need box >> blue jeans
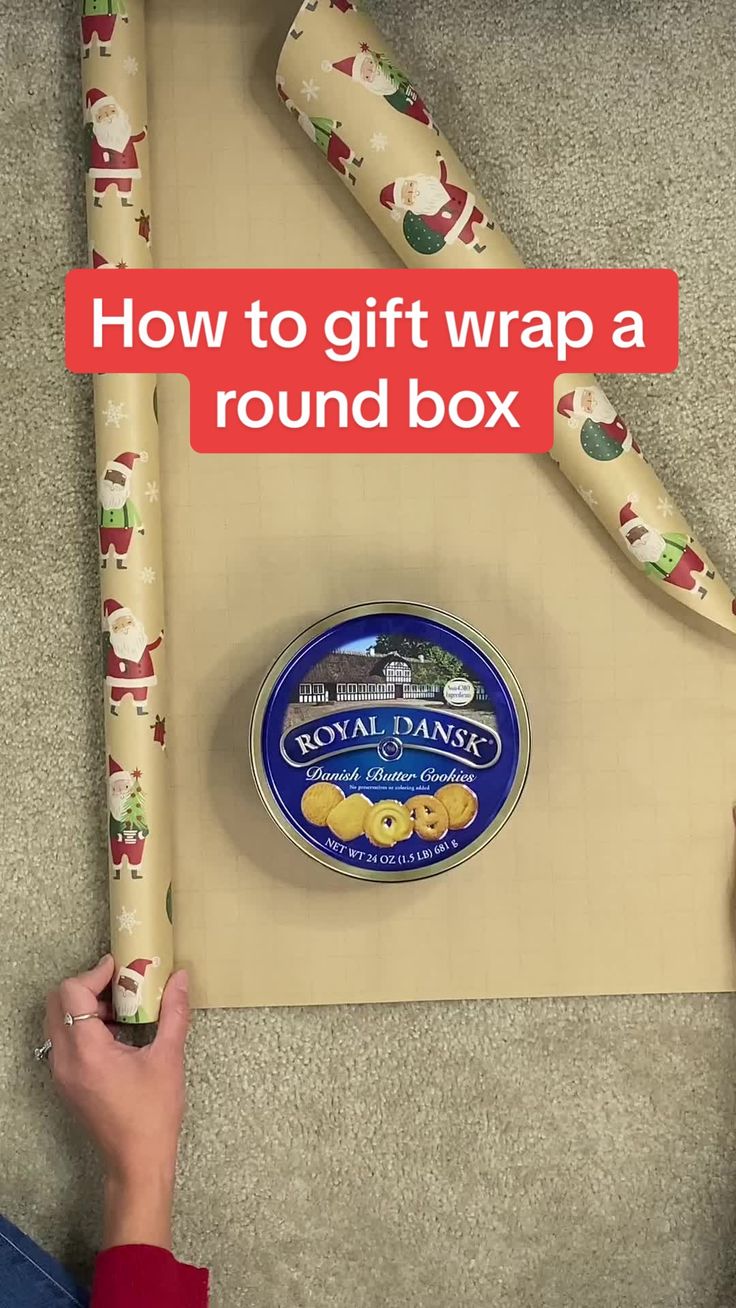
[0,1216,89,1307]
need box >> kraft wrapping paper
[276,0,736,637]
[80,0,173,1023]
[66,0,736,1013]
[135,0,736,1010]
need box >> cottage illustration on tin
[287,635,496,731]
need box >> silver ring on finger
[63,1011,101,1029]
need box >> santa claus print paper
[79,0,173,1023]
[276,0,736,635]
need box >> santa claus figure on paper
[307,0,357,11]
[104,598,162,715]
[114,957,160,1023]
[277,78,363,184]
[108,756,149,879]
[618,500,715,597]
[81,0,128,59]
[380,153,494,257]
[329,44,436,129]
[85,88,146,208]
[99,450,144,569]
[557,386,642,462]
[91,248,127,270]
[291,0,356,32]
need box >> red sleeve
[91,1245,209,1308]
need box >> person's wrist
[106,1151,177,1191]
[102,1162,176,1250]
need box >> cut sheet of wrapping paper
[142,0,736,1007]
[276,0,736,637]
[79,0,173,1024]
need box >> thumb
[153,970,190,1059]
[75,952,115,996]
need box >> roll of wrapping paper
[277,1,736,636]
[79,0,172,1023]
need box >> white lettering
[139,310,175,348]
[236,390,273,428]
[409,379,444,428]
[444,308,497,349]
[519,311,553,349]
[243,300,269,348]
[93,296,132,348]
[324,309,361,362]
[271,310,307,349]
[353,379,388,428]
[314,390,349,427]
[177,309,227,349]
[486,390,519,428]
[612,310,645,348]
[557,310,593,361]
[448,390,486,429]
[216,390,237,427]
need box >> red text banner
[65,268,678,454]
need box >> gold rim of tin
[250,602,531,883]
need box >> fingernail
[98,952,113,965]
[173,969,189,991]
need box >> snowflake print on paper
[117,905,141,936]
[123,55,139,76]
[370,131,389,152]
[302,78,320,102]
[657,496,675,519]
[145,481,160,502]
[578,487,598,509]
[140,566,156,585]
[104,399,127,428]
[138,450,149,464]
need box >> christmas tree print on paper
[277,79,363,185]
[99,450,144,569]
[327,43,436,130]
[380,153,495,258]
[108,757,150,880]
[557,386,642,462]
[81,0,128,60]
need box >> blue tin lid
[251,603,530,882]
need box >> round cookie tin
[250,603,530,883]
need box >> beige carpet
[2,1,736,1304]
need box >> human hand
[45,955,190,1248]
